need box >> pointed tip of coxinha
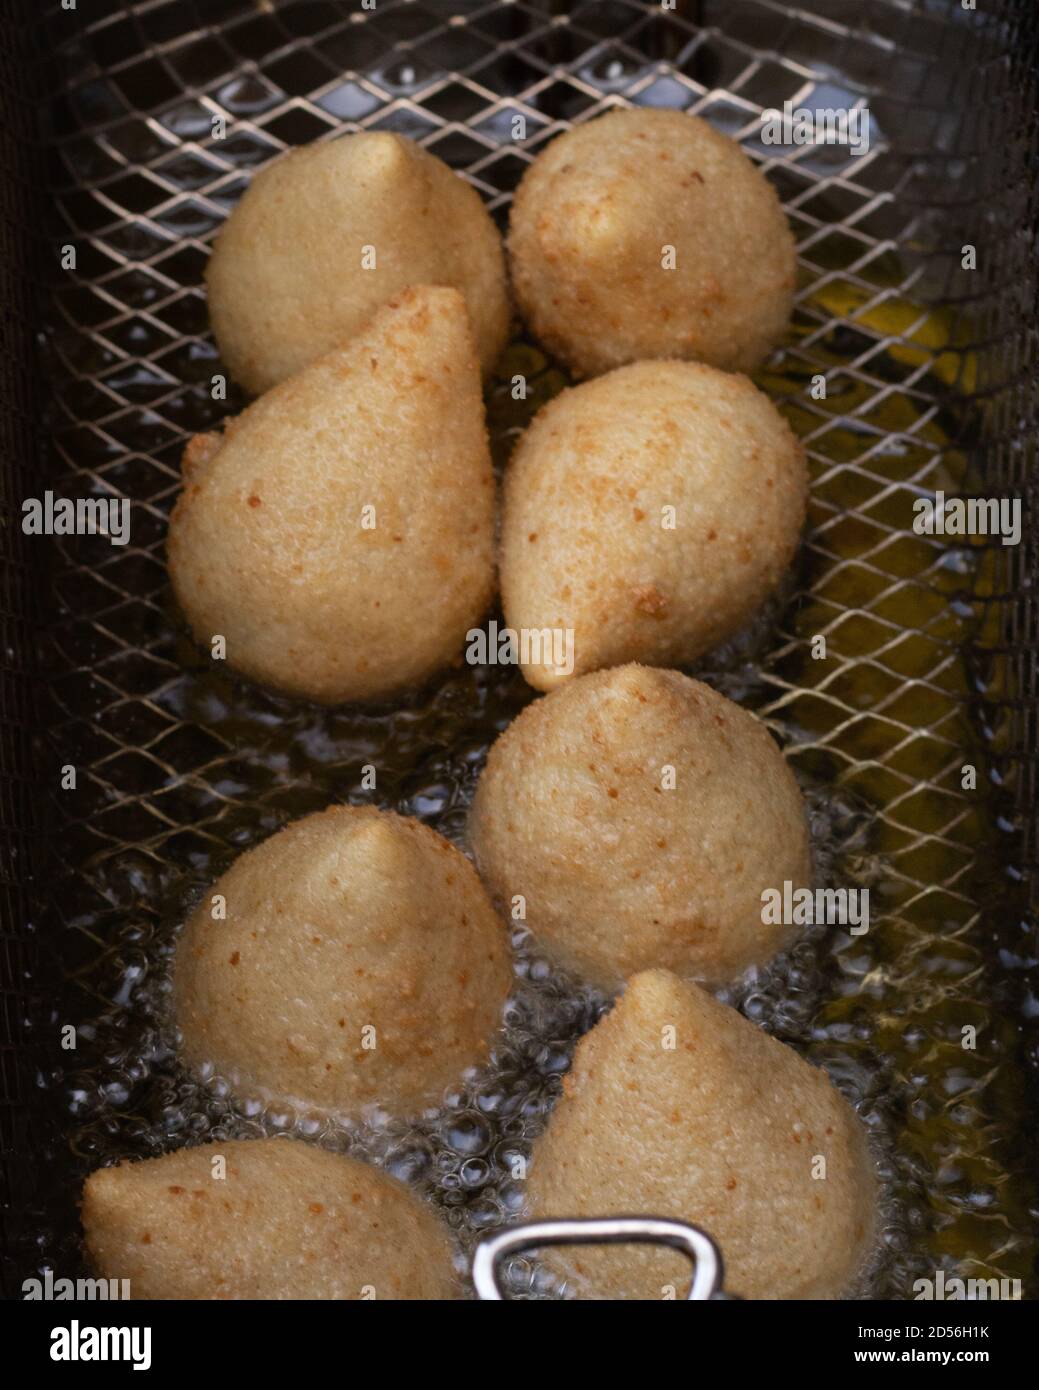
[339,128,409,178]
[256,283,481,411]
[358,282,480,379]
[177,284,481,480]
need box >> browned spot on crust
[182,431,222,480]
[633,584,668,618]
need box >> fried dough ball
[82,1138,457,1300]
[173,806,511,1118]
[508,107,795,378]
[500,360,807,690]
[168,286,495,705]
[208,132,510,393]
[527,970,876,1300]
[469,665,811,989]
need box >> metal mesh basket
[1,0,1036,1298]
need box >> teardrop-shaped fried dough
[173,806,511,1117]
[82,1138,457,1300]
[208,132,510,393]
[527,970,876,1300]
[469,665,811,988]
[501,360,807,690]
[168,287,496,704]
[508,108,794,378]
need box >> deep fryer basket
[1,0,1037,1299]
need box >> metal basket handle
[472,1216,728,1301]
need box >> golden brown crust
[173,805,512,1117]
[469,664,811,987]
[527,970,877,1300]
[207,132,510,392]
[499,360,807,689]
[180,430,223,482]
[168,286,496,705]
[82,1138,458,1300]
[508,108,795,378]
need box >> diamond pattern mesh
[1,0,1036,1296]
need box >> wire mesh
[1,0,1036,1297]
